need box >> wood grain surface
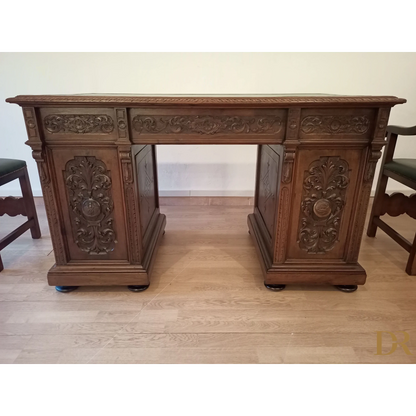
[0,197,415,363]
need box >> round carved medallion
[313,198,331,218]
[330,120,341,131]
[26,118,36,128]
[82,198,101,218]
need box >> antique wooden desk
[6,94,406,293]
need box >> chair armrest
[386,125,416,136]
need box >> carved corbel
[282,150,295,184]
[120,150,134,184]
[364,149,383,183]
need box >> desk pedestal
[248,143,372,286]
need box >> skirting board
[1,188,414,197]
[159,197,254,206]
[0,189,256,197]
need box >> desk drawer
[39,108,118,142]
[299,108,376,143]
[129,108,287,144]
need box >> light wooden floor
[1,197,415,364]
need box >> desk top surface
[6,93,406,107]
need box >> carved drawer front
[299,108,376,142]
[40,108,118,141]
[286,148,365,261]
[51,148,128,261]
[129,108,287,144]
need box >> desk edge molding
[5,95,407,107]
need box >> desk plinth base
[247,214,366,287]
[47,214,166,287]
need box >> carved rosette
[132,115,283,135]
[301,115,370,135]
[44,114,114,134]
[298,156,350,254]
[64,156,116,254]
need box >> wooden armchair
[0,159,41,271]
[367,125,416,275]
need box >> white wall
[1,53,415,197]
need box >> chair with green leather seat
[0,158,41,271]
[367,125,416,275]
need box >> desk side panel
[133,145,160,254]
[253,145,282,256]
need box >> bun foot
[128,285,150,292]
[334,285,358,293]
[55,286,79,293]
[265,283,286,291]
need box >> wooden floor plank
[0,198,415,363]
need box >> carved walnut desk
[6,94,406,293]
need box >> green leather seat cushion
[0,158,26,178]
[385,159,416,181]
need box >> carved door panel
[287,148,366,261]
[134,145,159,251]
[51,148,128,261]
[255,145,281,252]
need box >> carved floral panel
[64,156,116,254]
[298,156,350,254]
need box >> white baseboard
[369,189,414,197]
[1,188,413,198]
[0,188,255,197]
[151,190,256,197]
[0,188,41,197]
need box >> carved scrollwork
[44,114,114,134]
[132,115,283,135]
[301,115,370,135]
[298,156,350,254]
[64,156,116,254]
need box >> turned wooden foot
[265,283,286,291]
[128,285,149,292]
[334,285,358,293]
[55,286,79,293]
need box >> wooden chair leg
[405,233,416,275]
[0,254,3,272]
[367,173,389,237]
[19,167,41,239]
